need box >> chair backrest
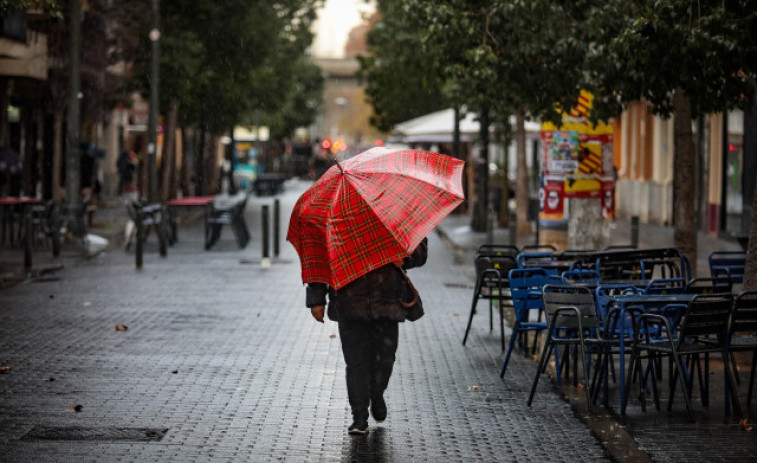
[474,253,517,285]
[686,276,733,295]
[477,244,520,258]
[594,284,642,325]
[643,277,686,295]
[517,251,556,269]
[730,291,757,338]
[594,248,691,283]
[677,294,733,343]
[561,269,601,286]
[521,244,557,253]
[709,250,746,284]
[542,284,599,329]
[509,268,551,311]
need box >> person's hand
[393,259,404,268]
[311,305,325,323]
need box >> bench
[709,250,746,284]
[205,194,250,249]
[125,201,169,252]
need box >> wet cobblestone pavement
[1,179,755,462]
[1,181,610,462]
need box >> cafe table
[166,196,215,244]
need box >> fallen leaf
[66,405,83,412]
[171,370,178,374]
[153,276,159,280]
[467,385,482,392]
[747,426,754,432]
[43,377,55,382]
[740,418,748,428]
[577,383,585,389]
[451,313,460,317]
[329,333,336,338]
[0,366,10,373]
[115,324,128,331]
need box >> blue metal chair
[561,269,601,286]
[499,268,551,379]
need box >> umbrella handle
[399,272,420,308]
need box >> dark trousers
[338,319,399,420]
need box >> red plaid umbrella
[287,147,465,289]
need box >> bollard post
[158,204,167,257]
[24,203,32,272]
[261,205,270,268]
[273,199,280,257]
[51,201,61,257]
[135,202,143,269]
[630,216,639,249]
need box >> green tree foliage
[0,0,60,19]
[357,0,448,133]
[114,0,322,137]
[584,0,757,276]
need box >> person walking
[305,237,428,435]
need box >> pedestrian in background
[306,237,428,435]
[117,149,138,204]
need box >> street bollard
[51,201,61,257]
[261,205,270,268]
[24,203,32,272]
[630,216,639,249]
[135,202,143,269]
[273,199,280,257]
[158,204,167,257]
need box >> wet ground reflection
[343,427,393,463]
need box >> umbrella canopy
[0,146,22,174]
[287,147,465,289]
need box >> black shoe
[371,396,387,422]
[348,420,369,435]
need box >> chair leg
[669,353,696,422]
[577,339,593,413]
[722,348,744,418]
[462,286,481,346]
[499,297,505,352]
[500,319,521,378]
[528,338,554,407]
[621,347,639,417]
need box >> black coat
[306,238,428,322]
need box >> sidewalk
[0,180,754,462]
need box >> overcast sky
[311,0,375,59]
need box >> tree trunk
[673,88,697,276]
[52,110,63,200]
[471,106,489,232]
[65,0,82,214]
[198,126,206,196]
[161,99,179,201]
[744,84,757,290]
[515,112,530,236]
[746,182,757,290]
